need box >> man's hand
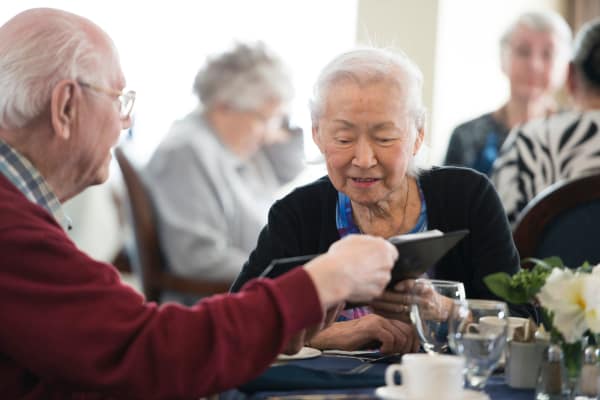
[304,235,397,309]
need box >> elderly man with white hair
[0,8,399,399]
[233,47,523,354]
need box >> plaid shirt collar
[0,138,71,230]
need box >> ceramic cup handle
[385,365,404,386]
[466,322,480,334]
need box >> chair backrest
[114,147,231,302]
[513,172,600,268]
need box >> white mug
[506,340,549,388]
[385,354,465,400]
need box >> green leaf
[540,308,555,334]
[484,272,531,304]
[484,272,512,298]
[522,256,564,269]
[576,261,593,273]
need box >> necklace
[400,179,410,230]
[351,178,412,235]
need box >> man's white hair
[0,8,112,130]
[310,47,426,176]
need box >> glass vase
[559,338,587,393]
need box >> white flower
[545,267,574,283]
[537,268,600,343]
[583,274,600,333]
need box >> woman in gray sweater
[145,43,304,302]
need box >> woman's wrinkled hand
[372,279,454,322]
[371,279,417,321]
[281,302,344,355]
[307,314,420,355]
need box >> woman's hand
[371,280,454,322]
[371,280,416,321]
[281,302,344,355]
[307,314,419,355]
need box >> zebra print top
[491,110,600,224]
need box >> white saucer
[375,386,490,400]
[277,346,322,361]
[323,349,380,356]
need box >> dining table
[220,349,536,400]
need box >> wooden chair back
[513,172,600,268]
[114,147,231,301]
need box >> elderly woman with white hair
[232,47,522,354]
[492,18,600,224]
[445,10,572,175]
[145,42,304,300]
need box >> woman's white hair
[310,47,426,176]
[193,42,293,111]
[0,8,112,130]
[500,10,573,67]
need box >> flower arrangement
[484,257,600,343]
[484,257,600,380]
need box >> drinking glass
[409,279,466,354]
[448,299,509,390]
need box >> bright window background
[0,1,358,165]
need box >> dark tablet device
[260,229,469,288]
[260,254,317,280]
[387,229,469,287]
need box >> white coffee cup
[506,340,549,388]
[385,354,465,400]
[479,316,528,339]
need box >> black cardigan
[232,167,520,302]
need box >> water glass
[448,299,509,390]
[410,279,466,354]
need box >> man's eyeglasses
[77,81,136,120]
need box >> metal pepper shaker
[535,343,569,400]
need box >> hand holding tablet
[261,229,469,290]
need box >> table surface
[222,352,536,400]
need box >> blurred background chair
[513,172,600,268]
[114,146,231,302]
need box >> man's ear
[312,124,325,154]
[50,80,78,140]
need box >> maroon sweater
[0,175,322,399]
